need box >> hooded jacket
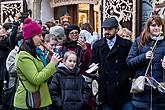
[49,63,90,110]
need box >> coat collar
[98,34,129,47]
[97,35,129,61]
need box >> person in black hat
[90,17,133,110]
[62,24,92,76]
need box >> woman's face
[32,34,43,47]
[64,54,77,70]
[149,20,162,36]
[68,30,79,41]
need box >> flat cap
[102,17,119,28]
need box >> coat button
[115,60,118,63]
[116,82,119,86]
[115,71,118,74]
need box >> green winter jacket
[14,51,56,109]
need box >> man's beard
[105,33,115,40]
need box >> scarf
[35,48,47,66]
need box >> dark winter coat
[90,35,132,105]
[127,37,165,105]
[0,21,19,78]
[49,64,90,110]
[0,21,19,105]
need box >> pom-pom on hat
[22,18,42,40]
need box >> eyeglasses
[69,31,79,35]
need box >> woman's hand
[77,36,87,50]
[162,56,165,69]
[50,53,62,65]
[145,50,153,59]
[14,13,21,22]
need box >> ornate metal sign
[154,0,165,19]
[102,0,135,40]
[49,0,98,8]
[1,1,23,23]
[103,0,133,25]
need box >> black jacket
[0,21,19,78]
[49,64,90,110]
[90,35,132,105]
[127,37,165,104]
[0,21,19,105]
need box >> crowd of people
[0,12,165,110]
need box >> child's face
[64,54,77,70]
[45,38,58,50]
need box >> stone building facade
[0,0,164,37]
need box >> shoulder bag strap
[18,75,40,92]
[144,39,158,76]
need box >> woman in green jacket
[14,18,62,109]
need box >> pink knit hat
[22,18,42,39]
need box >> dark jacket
[49,64,90,110]
[90,35,132,105]
[0,21,19,106]
[0,21,19,70]
[127,37,165,103]
[61,41,92,76]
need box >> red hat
[22,18,42,40]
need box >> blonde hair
[118,28,132,41]
[63,51,77,62]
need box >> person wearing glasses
[62,24,92,76]
[57,24,93,109]
[127,15,165,110]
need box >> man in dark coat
[0,21,20,109]
[90,17,133,110]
